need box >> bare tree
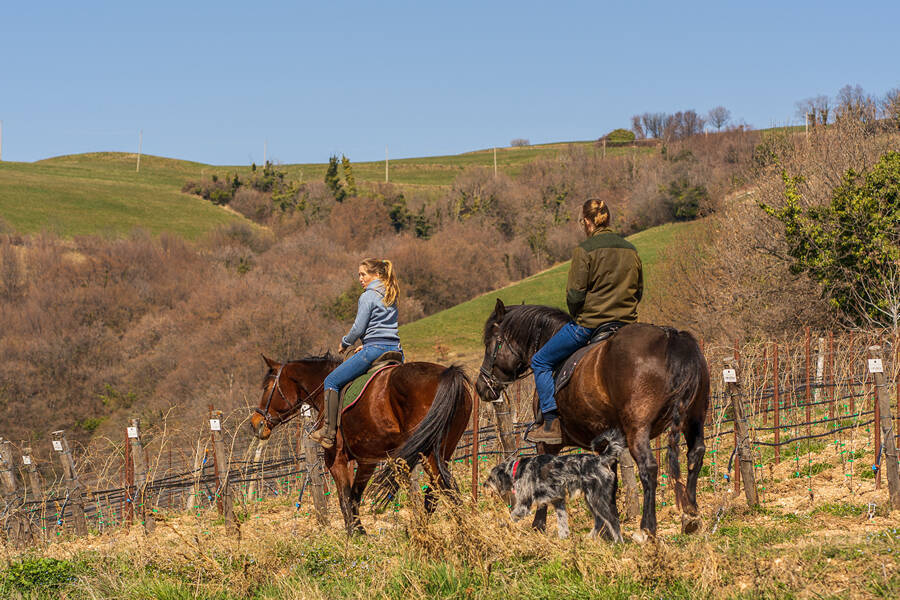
[707,106,731,131]
[641,112,666,139]
[510,138,530,147]
[795,97,817,125]
[883,88,900,129]
[812,95,831,126]
[630,115,646,139]
[836,84,877,124]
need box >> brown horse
[476,300,709,540]
[250,354,472,534]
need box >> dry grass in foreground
[1,451,898,600]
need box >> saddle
[552,321,627,394]
[339,351,403,413]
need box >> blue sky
[1,1,898,165]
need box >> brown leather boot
[526,417,563,444]
[309,389,340,449]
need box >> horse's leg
[348,462,377,535]
[628,429,658,541]
[422,453,456,513]
[681,415,706,534]
[326,455,356,535]
[530,442,563,531]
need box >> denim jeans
[324,342,403,391]
[530,322,594,414]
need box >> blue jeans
[531,322,594,414]
[324,342,403,391]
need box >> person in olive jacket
[527,198,643,444]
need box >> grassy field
[0,142,654,238]
[0,153,246,239]
[2,445,896,600]
[399,220,704,358]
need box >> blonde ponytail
[582,198,611,228]
[360,258,400,307]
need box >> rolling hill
[399,220,702,359]
[0,141,653,237]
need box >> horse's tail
[663,328,708,510]
[370,365,470,508]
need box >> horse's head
[477,299,571,401]
[250,355,311,440]
[476,299,527,401]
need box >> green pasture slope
[399,220,701,357]
[0,142,653,237]
[0,153,246,238]
[280,141,654,187]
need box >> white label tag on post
[52,440,63,452]
[209,419,221,431]
[300,405,312,418]
[22,456,32,465]
[868,358,883,373]
[722,368,737,383]
[127,426,139,439]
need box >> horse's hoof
[631,529,649,544]
[681,514,702,534]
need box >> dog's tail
[590,429,626,463]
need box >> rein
[256,365,323,429]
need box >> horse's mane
[484,304,571,356]
[261,352,341,385]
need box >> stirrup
[309,427,335,449]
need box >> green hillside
[0,153,246,238]
[276,141,655,187]
[399,220,701,357]
[0,142,655,237]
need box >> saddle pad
[341,364,398,413]
[553,322,627,394]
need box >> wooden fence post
[21,447,42,501]
[51,431,87,536]
[618,449,642,520]
[301,419,328,525]
[209,410,236,533]
[723,358,759,506]
[814,337,826,406]
[248,438,267,502]
[0,439,31,546]
[868,346,900,509]
[127,419,155,532]
[491,396,517,458]
[471,391,480,500]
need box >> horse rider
[309,258,403,448]
[527,198,643,444]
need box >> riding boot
[309,389,341,449]
[525,415,563,445]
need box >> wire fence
[1,329,898,545]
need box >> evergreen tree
[325,155,346,203]
[341,154,357,197]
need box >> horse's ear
[493,298,506,318]
[261,354,280,370]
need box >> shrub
[603,128,636,144]
[1,557,77,590]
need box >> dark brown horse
[476,300,709,540]
[250,354,473,534]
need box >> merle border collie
[484,430,624,541]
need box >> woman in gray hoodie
[310,258,402,448]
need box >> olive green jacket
[565,228,643,327]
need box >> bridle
[255,364,323,429]
[478,333,531,401]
